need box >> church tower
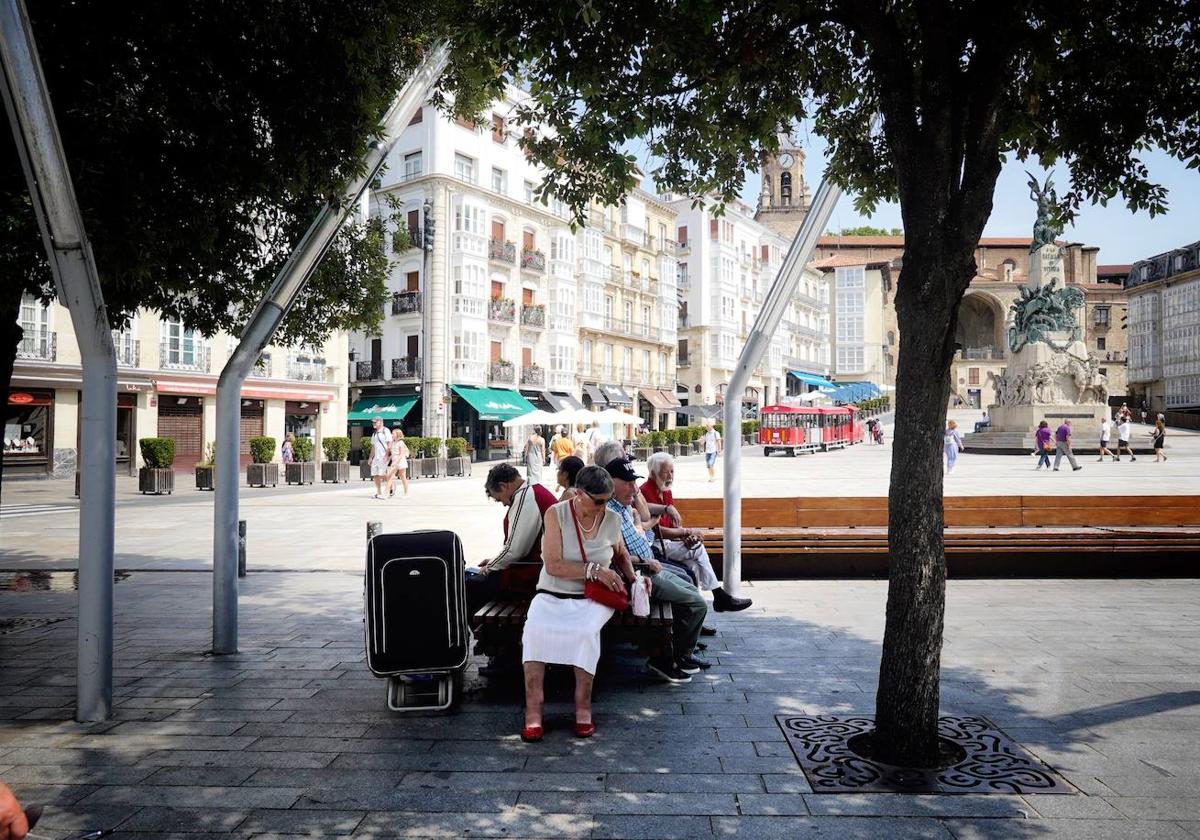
[754,128,812,240]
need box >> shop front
[156,394,204,471]
[449,385,536,461]
[4,389,53,477]
[637,388,681,430]
[347,394,420,446]
[114,393,137,475]
[285,400,319,442]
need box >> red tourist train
[758,404,864,456]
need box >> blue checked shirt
[608,499,653,561]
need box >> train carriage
[759,404,864,456]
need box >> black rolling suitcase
[365,529,468,712]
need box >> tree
[830,225,903,237]
[440,0,1200,765]
[1,1,424,481]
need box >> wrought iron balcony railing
[488,298,516,323]
[489,361,515,383]
[392,356,420,379]
[521,248,546,272]
[355,359,384,381]
[17,330,56,362]
[159,341,210,372]
[392,290,421,315]
[520,305,546,328]
[520,366,545,386]
[489,239,516,265]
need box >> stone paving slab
[3,572,1200,837]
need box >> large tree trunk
[873,242,974,767]
[0,285,23,486]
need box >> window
[1002,260,1016,282]
[454,202,484,235]
[581,340,593,372]
[623,300,633,329]
[642,350,651,376]
[622,347,633,377]
[642,305,651,331]
[408,108,423,126]
[968,367,980,385]
[659,351,668,376]
[491,113,506,143]
[1097,336,1106,350]
[451,264,485,297]
[721,296,735,319]
[604,296,613,322]
[678,225,688,245]
[491,167,507,194]
[161,318,201,367]
[640,259,651,279]
[603,343,614,370]
[403,152,422,179]
[1094,306,1110,326]
[710,219,718,240]
[454,115,476,131]
[453,331,484,361]
[524,180,536,204]
[453,153,476,183]
[836,346,865,373]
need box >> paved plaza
[2,410,1200,838]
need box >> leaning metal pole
[0,0,117,720]
[721,177,842,597]
[212,44,449,653]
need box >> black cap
[604,456,641,482]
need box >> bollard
[237,520,247,578]
[367,520,383,543]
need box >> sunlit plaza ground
[2,408,1200,838]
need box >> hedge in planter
[247,435,278,487]
[195,441,216,491]
[286,437,316,485]
[445,436,471,477]
[359,436,374,479]
[138,437,175,495]
[322,436,351,483]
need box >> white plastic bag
[631,571,651,618]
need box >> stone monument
[972,173,1109,450]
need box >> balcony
[609,265,623,285]
[520,366,545,387]
[160,342,210,372]
[958,346,1005,361]
[488,297,516,323]
[396,226,422,252]
[548,370,575,390]
[392,356,421,379]
[520,248,546,272]
[17,330,56,362]
[452,359,486,384]
[111,334,139,367]
[489,361,515,384]
[520,305,546,329]
[392,290,422,315]
[677,355,691,369]
[355,359,384,381]
[489,239,516,265]
[287,359,328,382]
[621,224,646,246]
[249,353,272,379]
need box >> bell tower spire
[754,125,811,239]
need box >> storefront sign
[8,392,33,405]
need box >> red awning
[154,379,336,402]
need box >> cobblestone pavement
[3,572,1200,838]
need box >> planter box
[360,460,374,480]
[651,444,667,454]
[634,446,651,461]
[195,466,214,491]
[420,457,445,478]
[138,467,174,495]
[322,461,351,483]
[247,462,279,488]
[669,443,685,458]
[445,456,471,477]
[285,462,316,485]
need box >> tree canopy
[2,0,425,345]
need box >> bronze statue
[1026,170,1061,254]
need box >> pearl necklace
[575,503,602,540]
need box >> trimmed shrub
[650,431,668,447]
[249,436,276,464]
[293,436,314,462]
[446,437,468,458]
[139,437,175,469]
[323,436,351,461]
[635,432,653,448]
[360,435,374,456]
[197,441,216,467]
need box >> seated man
[594,442,709,684]
[640,451,751,612]
[973,411,990,434]
[466,463,558,621]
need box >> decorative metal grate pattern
[776,714,1074,795]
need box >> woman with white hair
[641,451,751,612]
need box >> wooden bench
[672,495,1200,577]
[471,598,675,663]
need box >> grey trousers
[648,568,707,659]
[1054,441,1079,469]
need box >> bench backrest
[674,496,1200,528]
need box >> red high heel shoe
[574,721,595,738]
[520,724,543,742]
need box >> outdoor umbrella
[501,408,560,428]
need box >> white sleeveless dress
[521,500,622,674]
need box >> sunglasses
[584,492,612,505]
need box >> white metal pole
[212,44,449,653]
[721,177,843,596]
[0,0,117,720]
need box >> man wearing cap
[368,417,393,499]
[600,449,710,684]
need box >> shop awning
[787,370,835,390]
[599,384,633,406]
[640,389,681,410]
[678,403,722,419]
[582,384,606,406]
[450,385,536,421]
[546,391,584,411]
[347,395,418,422]
[520,389,554,412]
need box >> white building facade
[1126,241,1200,413]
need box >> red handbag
[570,500,629,612]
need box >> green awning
[450,385,536,421]
[347,395,418,422]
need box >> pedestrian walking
[1151,419,1168,462]
[281,433,296,464]
[702,418,722,483]
[1033,420,1053,470]
[386,427,410,497]
[368,417,392,499]
[1097,415,1115,461]
[1053,419,1082,471]
[1115,416,1136,461]
[572,423,590,463]
[524,426,546,485]
[943,420,964,473]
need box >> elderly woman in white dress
[521,466,636,741]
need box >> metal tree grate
[776,714,1074,795]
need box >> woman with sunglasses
[520,466,635,741]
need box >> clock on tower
[755,130,812,240]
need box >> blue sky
[629,131,1199,265]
